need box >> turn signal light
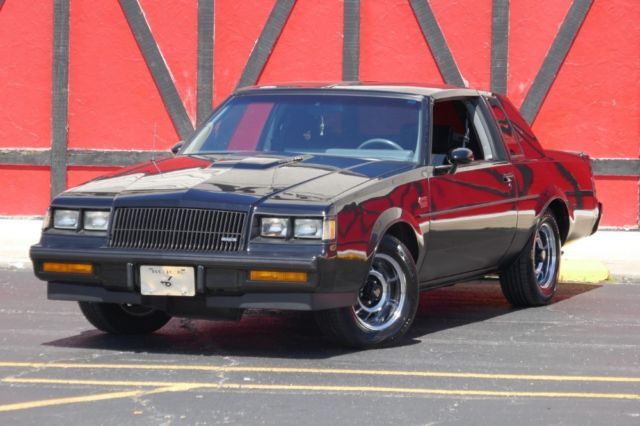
[249,270,307,282]
[42,262,93,274]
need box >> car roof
[236,81,491,100]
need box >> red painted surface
[67,1,178,150]
[0,0,638,226]
[360,0,443,83]
[594,177,639,228]
[0,1,52,148]
[0,166,50,216]
[139,0,198,124]
[214,0,275,104]
[430,0,492,89]
[507,0,573,107]
[259,0,342,84]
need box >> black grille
[109,208,246,252]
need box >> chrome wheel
[534,222,558,289]
[353,253,406,331]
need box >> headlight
[53,209,80,230]
[42,209,51,230]
[260,217,289,238]
[83,211,110,231]
[294,218,323,239]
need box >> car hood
[65,154,414,206]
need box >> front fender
[367,207,425,266]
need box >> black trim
[490,0,509,94]
[1,149,639,176]
[0,149,170,167]
[119,0,194,139]
[342,0,360,81]
[1,149,638,176]
[236,0,295,88]
[592,159,640,177]
[409,0,464,86]
[519,0,593,124]
[197,0,214,126]
[51,0,70,199]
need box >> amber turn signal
[249,270,307,282]
[42,262,93,274]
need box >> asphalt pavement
[1,269,639,425]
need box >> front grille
[109,207,246,252]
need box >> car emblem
[221,236,238,243]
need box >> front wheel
[500,211,561,307]
[78,302,171,334]
[315,235,419,348]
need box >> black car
[31,83,601,348]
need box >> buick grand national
[30,83,602,348]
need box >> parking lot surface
[1,269,639,425]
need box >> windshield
[182,93,423,162]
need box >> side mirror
[171,141,184,155]
[448,147,474,165]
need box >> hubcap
[353,253,406,331]
[534,222,558,289]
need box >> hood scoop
[210,155,306,170]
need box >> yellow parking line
[3,377,640,401]
[0,382,201,413]
[1,361,639,383]
[0,389,146,413]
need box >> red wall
[0,0,638,227]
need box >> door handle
[502,173,514,186]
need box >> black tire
[78,302,171,334]
[500,211,561,307]
[315,235,419,348]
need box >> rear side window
[497,95,545,159]
[486,96,523,158]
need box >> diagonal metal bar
[490,0,509,94]
[197,0,214,125]
[343,0,360,81]
[119,0,194,139]
[520,0,593,124]
[51,0,70,198]
[236,0,295,89]
[409,0,464,86]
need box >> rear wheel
[500,211,561,307]
[315,235,419,348]
[78,302,171,334]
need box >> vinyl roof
[238,81,491,99]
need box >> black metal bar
[1,149,638,177]
[236,0,295,89]
[409,0,464,86]
[119,0,194,139]
[520,0,593,124]
[197,0,214,125]
[51,0,70,199]
[591,159,640,177]
[490,0,509,94]
[343,0,360,81]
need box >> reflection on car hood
[66,154,414,204]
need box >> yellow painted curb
[560,258,610,284]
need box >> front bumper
[30,245,366,313]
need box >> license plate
[140,265,195,296]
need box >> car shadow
[44,280,600,359]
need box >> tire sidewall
[529,213,561,302]
[343,235,419,347]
